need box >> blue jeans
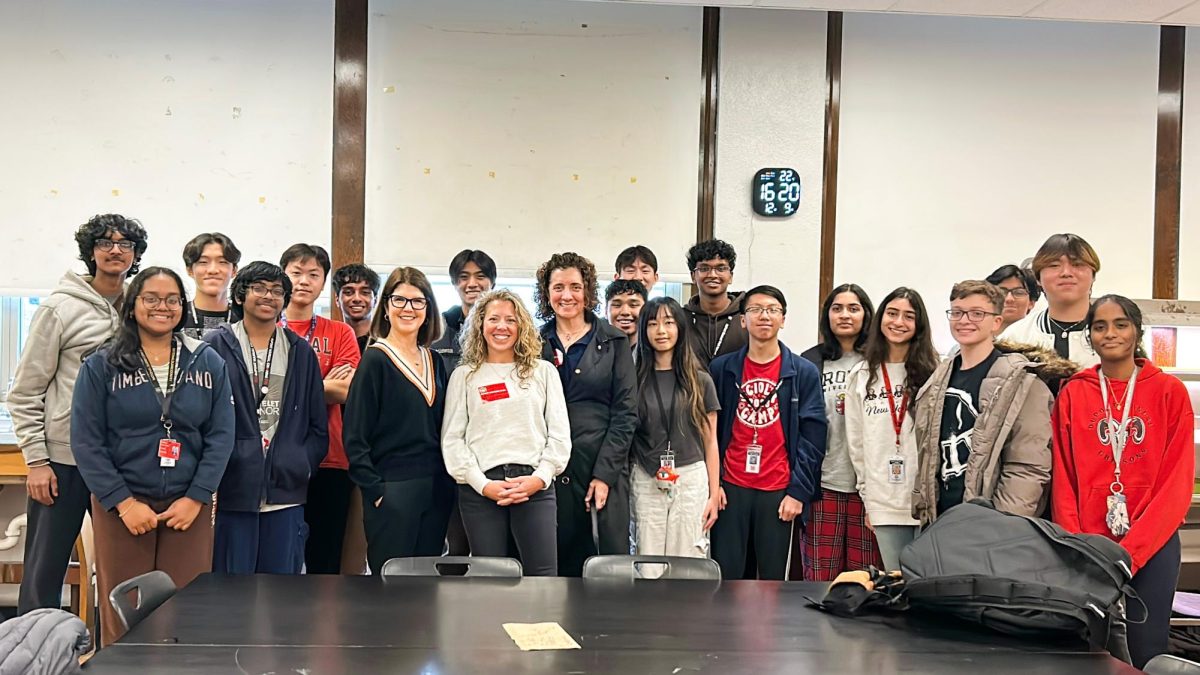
[213,506,307,574]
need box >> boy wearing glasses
[912,280,1061,526]
[205,262,328,574]
[985,264,1040,332]
[709,286,826,579]
[181,233,241,339]
[279,244,362,574]
[685,239,747,368]
[11,213,147,613]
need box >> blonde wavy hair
[459,289,544,384]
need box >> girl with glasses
[343,267,455,573]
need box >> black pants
[445,499,471,556]
[363,474,455,575]
[304,467,354,574]
[1127,532,1181,669]
[556,467,631,577]
[18,462,90,613]
[711,483,791,580]
[458,484,557,576]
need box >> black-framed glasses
[387,295,428,310]
[946,309,1000,323]
[139,295,182,309]
[694,264,731,275]
[248,284,285,299]
[95,238,135,252]
[745,306,784,317]
[999,287,1030,299]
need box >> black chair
[581,555,721,581]
[380,556,523,578]
[107,570,176,632]
[1145,654,1200,675]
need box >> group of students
[7,216,1193,667]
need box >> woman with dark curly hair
[534,252,637,576]
[10,213,147,614]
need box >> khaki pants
[91,495,213,647]
[630,461,711,559]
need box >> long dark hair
[636,298,709,435]
[863,287,938,399]
[106,267,190,373]
[1085,294,1148,360]
[818,283,874,361]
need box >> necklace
[1048,315,1085,339]
[1105,377,1129,413]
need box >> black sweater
[342,346,450,506]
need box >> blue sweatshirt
[204,323,328,512]
[71,335,235,511]
[710,342,829,505]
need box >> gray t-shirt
[233,323,290,445]
[631,369,720,477]
[820,352,863,493]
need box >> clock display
[752,168,801,217]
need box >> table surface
[79,574,1139,674]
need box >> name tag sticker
[478,382,510,402]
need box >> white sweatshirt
[441,360,572,495]
[845,362,920,527]
[1000,309,1099,368]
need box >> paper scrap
[502,623,581,651]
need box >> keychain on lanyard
[651,372,681,489]
[141,338,181,468]
[737,378,779,475]
[249,330,279,454]
[281,315,318,344]
[881,366,908,485]
[1099,366,1138,537]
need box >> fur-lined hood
[993,339,1080,390]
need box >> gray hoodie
[8,272,122,466]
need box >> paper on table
[502,622,582,651]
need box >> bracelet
[117,504,134,518]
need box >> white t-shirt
[819,352,863,493]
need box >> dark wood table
[82,574,1139,674]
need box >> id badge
[158,438,181,468]
[887,455,905,484]
[1106,492,1130,537]
[659,454,676,471]
[745,444,762,474]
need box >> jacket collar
[540,314,625,346]
[717,341,797,379]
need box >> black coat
[539,316,637,487]
[431,305,466,373]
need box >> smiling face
[94,230,136,278]
[482,299,519,357]
[645,304,679,355]
[617,258,659,292]
[741,292,785,342]
[135,274,183,338]
[337,281,376,323]
[881,298,917,346]
[1090,300,1139,365]
[284,257,327,309]
[386,283,427,339]
[607,292,644,339]
[949,294,1003,348]
[995,276,1033,327]
[456,261,493,309]
[549,267,586,321]
[1039,255,1093,307]
[244,280,286,324]
[829,291,865,342]
[189,243,236,299]
[691,257,732,299]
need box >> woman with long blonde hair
[441,289,571,575]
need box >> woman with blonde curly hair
[441,289,572,575]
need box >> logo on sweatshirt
[1088,406,1150,465]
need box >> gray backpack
[899,499,1140,651]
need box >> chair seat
[582,555,721,581]
[380,556,523,578]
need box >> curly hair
[686,238,736,272]
[75,214,149,276]
[533,252,599,321]
[459,289,544,384]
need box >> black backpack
[899,499,1140,651]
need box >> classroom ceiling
[595,0,1200,25]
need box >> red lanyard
[880,365,908,449]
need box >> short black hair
[614,245,658,273]
[742,285,786,314]
[986,264,1041,303]
[230,261,293,310]
[75,214,149,276]
[182,232,242,268]
[448,249,498,284]
[686,239,736,272]
[605,279,648,303]
[332,263,381,295]
[279,243,331,277]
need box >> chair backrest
[1145,654,1200,675]
[380,556,523,578]
[582,555,722,581]
[108,570,176,632]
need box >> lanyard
[281,315,318,343]
[140,338,180,436]
[248,329,279,413]
[1099,366,1139,484]
[649,370,678,455]
[880,365,908,449]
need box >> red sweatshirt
[1051,359,1194,573]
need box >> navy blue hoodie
[710,342,828,506]
[204,324,328,512]
[71,335,235,511]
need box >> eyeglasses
[999,287,1030,299]
[95,238,135,252]
[139,295,182,309]
[694,265,731,276]
[248,284,285,299]
[387,295,428,310]
[946,309,1000,323]
[745,306,784,317]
